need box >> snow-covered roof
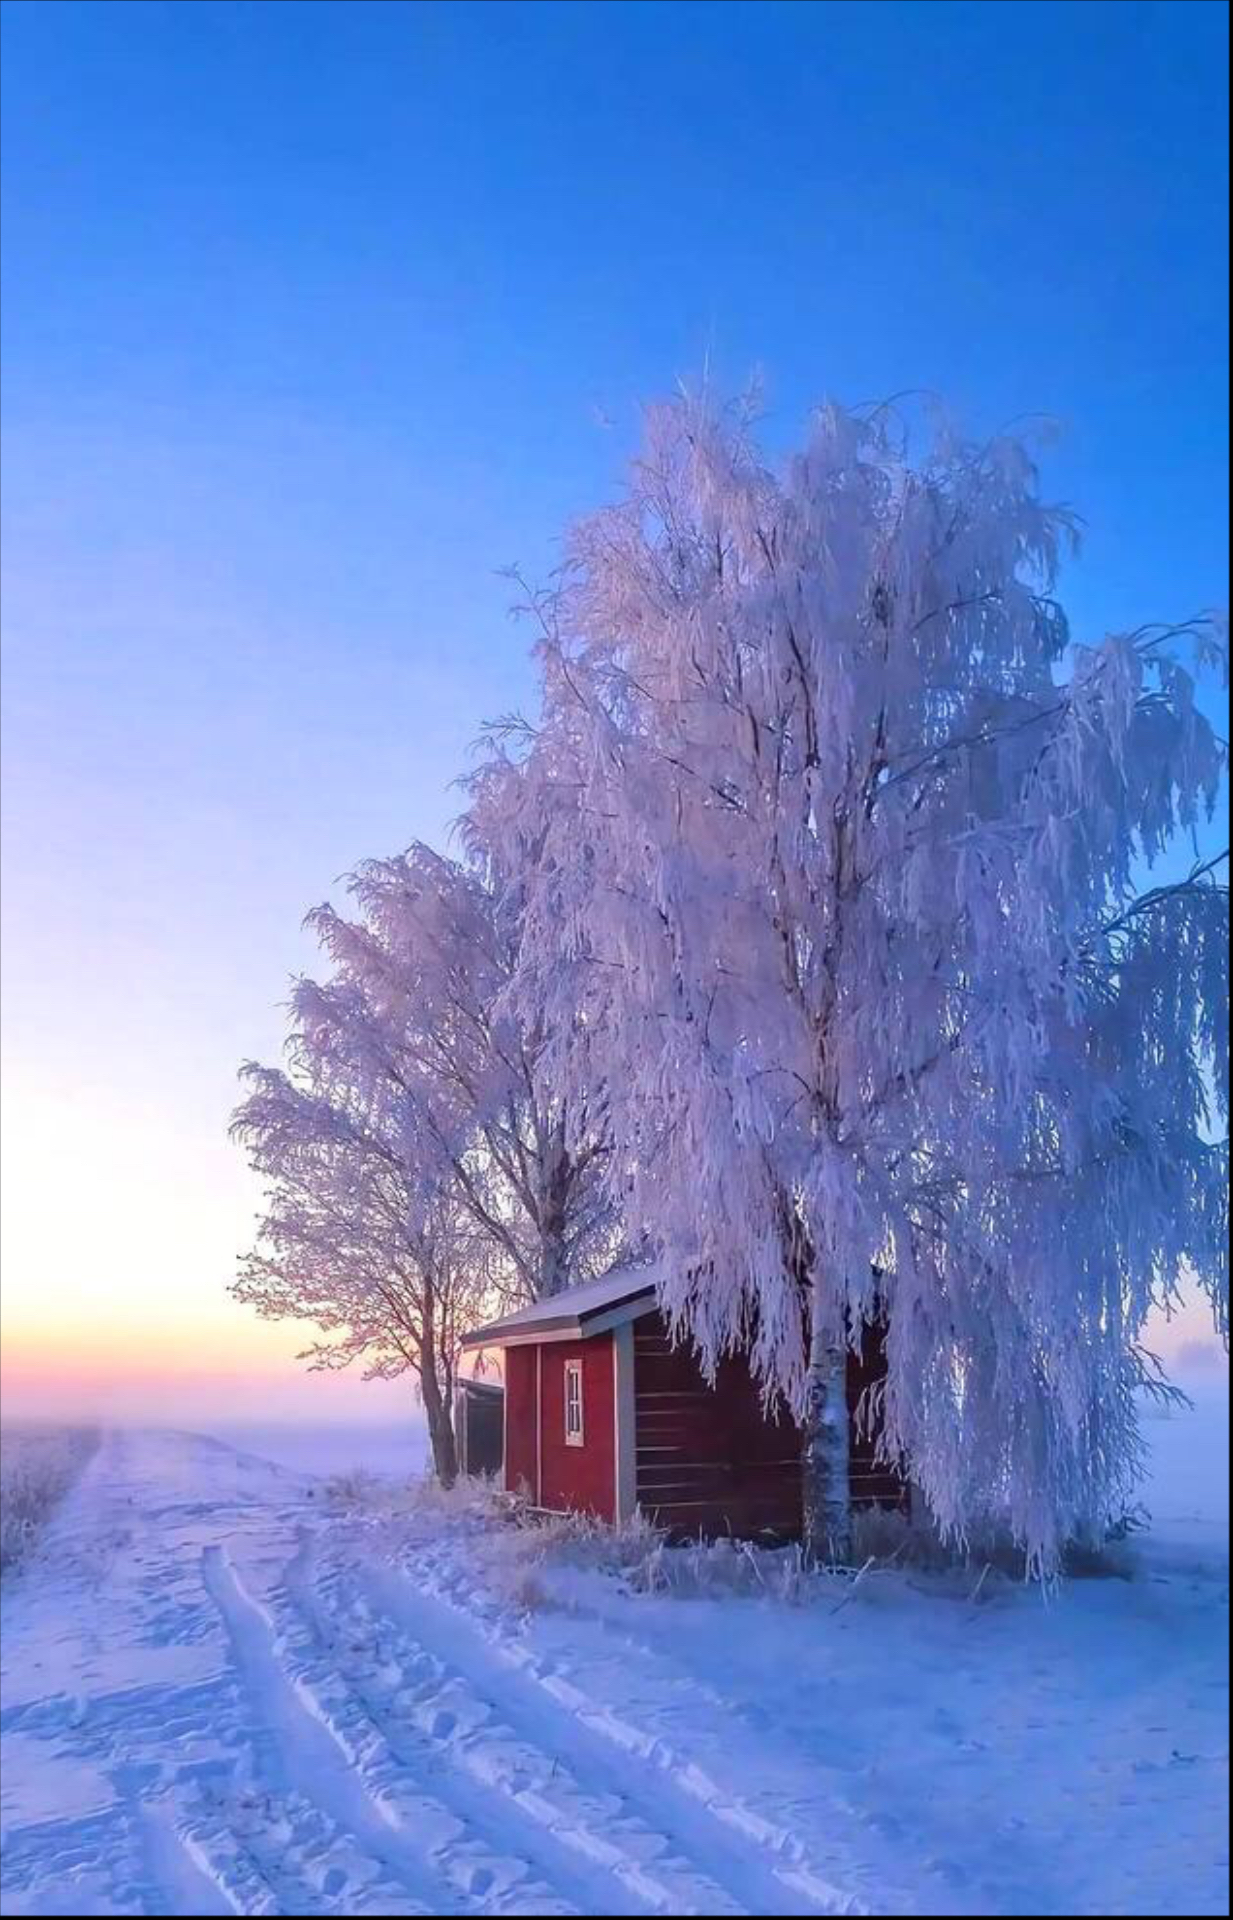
[460,1263,661,1348]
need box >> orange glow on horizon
[3,1314,297,1378]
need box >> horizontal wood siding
[634,1315,799,1539]
[538,1334,616,1522]
[635,1312,906,1540]
[503,1345,538,1501]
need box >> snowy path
[0,1432,871,1916]
[1,1424,1227,1917]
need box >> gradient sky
[1,0,1228,1423]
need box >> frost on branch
[485,392,1228,1572]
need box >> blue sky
[1,0,1228,1413]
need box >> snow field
[0,1411,1226,1916]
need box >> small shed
[454,1376,505,1478]
[460,1267,905,1539]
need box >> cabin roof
[460,1263,660,1349]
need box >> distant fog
[0,1362,424,1431]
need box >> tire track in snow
[301,1541,728,1914]
[399,1544,876,1916]
[140,1800,243,1917]
[283,1535,629,1916]
[354,1553,853,1916]
[202,1543,456,1917]
[468,1579,938,1916]
[200,1778,431,1918]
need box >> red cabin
[460,1267,905,1539]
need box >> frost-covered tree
[487,392,1229,1570]
[232,1047,488,1486]
[303,838,616,1302]
[233,825,617,1480]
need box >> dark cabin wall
[538,1334,616,1522]
[457,1380,504,1478]
[634,1311,905,1540]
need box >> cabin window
[564,1359,584,1446]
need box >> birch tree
[488,392,1229,1570]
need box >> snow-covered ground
[0,1427,99,1575]
[194,1423,429,1483]
[0,1399,1226,1918]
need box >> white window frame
[564,1359,585,1447]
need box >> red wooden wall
[538,1334,616,1522]
[634,1314,800,1538]
[634,1311,905,1540]
[503,1344,539,1501]
[503,1314,905,1538]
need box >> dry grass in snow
[0,1426,99,1575]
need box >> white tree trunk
[801,1277,851,1564]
